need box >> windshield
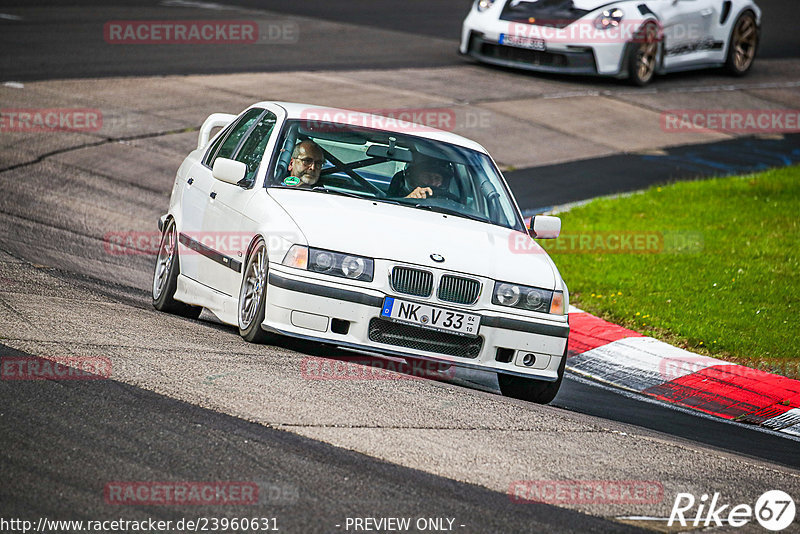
[267,119,525,231]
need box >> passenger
[285,140,325,187]
[398,160,450,199]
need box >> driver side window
[233,111,277,184]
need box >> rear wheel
[238,238,277,344]
[152,218,202,318]
[725,12,758,76]
[627,22,660,86]
[497,346,567,404]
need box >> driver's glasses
[295,156,325,167]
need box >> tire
[152,218,202,318]
[627,22,660,86]
[725,11,758,76]
[238,238,277,344]
[497,345,568,404]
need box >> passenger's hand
[406,187,433,199]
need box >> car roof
[250,101,490,154]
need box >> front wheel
[238,238,277,344]
[497,346,567,404]
[627,22,660,86]
[152,218,202,318]
[725,12,758,76]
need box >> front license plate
[499,33,546,51]
[381,297,481,337]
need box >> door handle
[210,192,217,199]
[700,8,713,16]
[187,178,194,185]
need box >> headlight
[495,283,520,306]
[477,0,496,12]
[283,245,374,282]
[594,7,624,30]
[492,281,564,315]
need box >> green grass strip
[539,165,800,378]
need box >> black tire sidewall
[497,345,567,404]
[725,12,757,75]
[152,219,202,318]
[238,239,270,343]
[152,220,179,309]
[628,22,659,86]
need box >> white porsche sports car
[460,0,761,85]
[153,102,570,403]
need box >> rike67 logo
[669,490,796,531]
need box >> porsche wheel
[627,22,660,86]
[238,238,276,344]
[725,12,758,76]
[152,218,202,318]
[497,346,567,404]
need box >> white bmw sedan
[460,0,760,85]
[153,102,569,403]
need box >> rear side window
[202,108,264,168]
[233,111,278,184]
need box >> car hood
[269,189,558,289]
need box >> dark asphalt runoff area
[0,0,797,81]
[0,344,640,533]
[510,133,800,213]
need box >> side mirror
[528,215,561,239]
[212,158,247,185]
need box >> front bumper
[263,266,569,381]
[465,31,599,75]
[460,12,633,77]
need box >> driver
[285,140,325,187]
[400,160,451,200]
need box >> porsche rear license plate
[499,33,546,51]
[381,297,480,337]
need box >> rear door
[198,108,280,297]
[179,107,263,287]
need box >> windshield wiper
[312,187,401,205]
[311,186,364,199]
[412,204,489,224]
